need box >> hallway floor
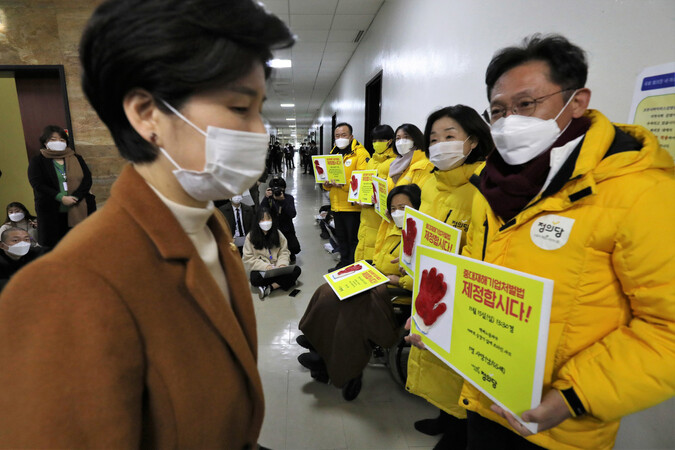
[253,165,438,450]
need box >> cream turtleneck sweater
[149,185,230,304]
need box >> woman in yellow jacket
[387,124,435,192]
[297,184,422,401]
[354,124,397,262]
[405,105,495,449]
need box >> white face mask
[395,139,414,155]
[391,209,406,228]
[335,138,350,150]
[231,195,243,205]
[9,212,25,222]
[428,137,470,171]
[46,141,67,151]
[490,90,577,165]
[6,241,31,257]
[160,100,269,202]
[259,220,273,231]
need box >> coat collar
[109,165,263,407]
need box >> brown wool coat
[0,165,264,448]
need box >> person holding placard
[405,104,495,448]
[458,34,675,449]
[297,184,422,401]
[386,124,435,192]
[324,123,370,269]
[354,124,397,262]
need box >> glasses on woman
[488,88,574,123]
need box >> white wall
[315,0,675,147]
[312,0,675,447]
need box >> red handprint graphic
[314,160,324,175]
[415,268,447,327]
[337,264,362,276]
[350,175,359,193]
[372,182,379,205]
[402,217,417,263]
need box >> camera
[272,187,284,197]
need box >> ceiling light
[269,59,292,68]
[289,125,296,128]
[280,103,295,108]
[286,118,295,121]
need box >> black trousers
[333,211,360,268]
[249,266,301,290]
[466,411,545,450]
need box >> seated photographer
[0,228,44,292]
[261,176,300,263]
[218,195,254,254]
[296,184,421,401]
[242,207,301,300]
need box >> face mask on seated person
[159,100,269,202]
[259,220,273,231]
[6,241,31,257]
[231,195,243,205]
[391,209,406,228]
[9,212,25,222]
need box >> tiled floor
[252,161,675,450]
[253,164,439,450]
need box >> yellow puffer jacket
[354,147,397,261]
[372,219,414,292]
[387,150,435,191]
[324,140,370,212]
[405,161,482,419]
[460,110,675,449]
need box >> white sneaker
[258,286,270,300]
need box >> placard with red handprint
[372,176,389,222]
[324,260,390,300]
[347,170,377,202]
[410,244,553,434]
[311,155,346,184]
[399,206,462,278]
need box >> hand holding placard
[490,389,571,437]
[416,268,447,327]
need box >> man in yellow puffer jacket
[324,123,370,269]
[459,34,675,450]
[354,124,397,262]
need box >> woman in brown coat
[0,0,293,447]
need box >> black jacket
[27,153,93,247]
[0,247,44,292]
[218,203,255,240]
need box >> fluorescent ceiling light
[286,118,295,121]
[269,59,292,68]
[280,103,295,108]
[289,125,296,128]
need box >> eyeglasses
[488,88,574,122]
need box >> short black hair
[387,184,422,213]
[393,123,424,156]
[335,122,353,135]
[80,0,294,163]
[1,227,29,243]
[485,34,587,101]
[39,125,70,149]
[268,176,286,189]
[424,105,494,165]
[5,202,36,223]
[249,207,280,250]
[371,124,395,141]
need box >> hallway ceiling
[260,0,385,143]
